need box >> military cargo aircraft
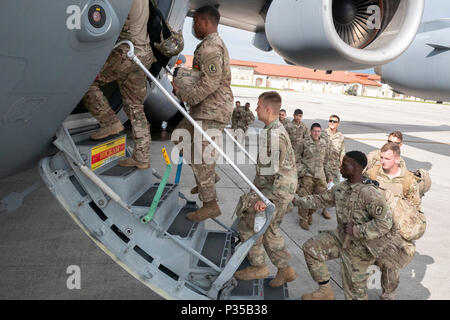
[1,0,444,300]
[0,0,427,180]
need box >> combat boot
[234,265,269,281]
[302,283,335,300]
[299,218,310,230]
[322,209,332,220]
[269,266,297,288]
[191,174,221,194]
[90,122,125,140]
[308,214,313,225]
[380,292,396,300]
[118,157,150,169]
[187,200,221,222]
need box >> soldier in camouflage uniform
[231,102,255,133]
[364,131,406,173]
[172,6,233,222]
[286,109,308,166]
[278,109,290,130]
[295,151,393,300]
[320,115,346,219]
[366,142,420,300]
[231,102,255,145]
[295,123,332,230]
[234,92,298,287]
[231,101,241,130]
[83,0,155,169]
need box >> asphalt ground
[0,88,449,300]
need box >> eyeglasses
[387,140,401,145]
[329,120,339,124]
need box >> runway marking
[345,137,450,145]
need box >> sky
[181,17,285,65]
[179,0,450,73]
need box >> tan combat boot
[234,265,269,281]
[191,174,221,194]
[299,218,310,230]
[186,200,221,222]
[269,266,297,288]
[302,283,335,300]
[90,122,125,140]
[380,292,396,300]
[322,209,332,220]
[118,157,150,169]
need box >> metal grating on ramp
[263,278,289,300]
[101,165,135,177]
[229,257,261,299]
[167,207,198,238]
[132,185,170,207]
[198,232,231,268]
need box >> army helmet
[174,67,201,91]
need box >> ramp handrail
[117,40,276,299]
[116,40,272,209]
[223,128,257,164]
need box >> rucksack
[413,168,432,197]
[147,0,184,76]
[383,189,427,241]
[367,165,427,241]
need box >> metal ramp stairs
[38,40,289,300]
[39,127,289,300]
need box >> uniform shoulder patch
[208,63,217,73]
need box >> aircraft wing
[188,0,268,32]
[188,0,425,71]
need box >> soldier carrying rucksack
[366,142,431,300]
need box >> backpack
[413,168,432,197]
[376,227,416,269]
[367,165,427,241]
[147,0,184,76]
[383,189,426,241]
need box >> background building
[184,55,426,101]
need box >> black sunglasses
[329,120,339,123]
[387,140,401,145]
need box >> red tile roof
[183,55,381,87]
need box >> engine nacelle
[376,22,450,102]
[265,0,424,70]
[144,72,180,123]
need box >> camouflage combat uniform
[295,181,392,300]
[83,0,155,163]
[280,118,290,131]
[296,135,332,223]
[174,32,233,203]
[236,120,298,268]
[231,106,255,133]
[286,120,308,165]
[322,128,346,183]
[369,165,421,298]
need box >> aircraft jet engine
[265,0,425,70]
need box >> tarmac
[0,88,449,300]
